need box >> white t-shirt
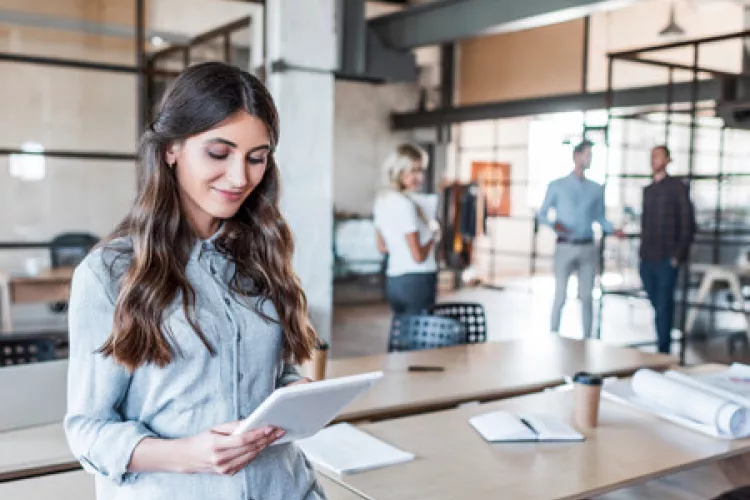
[373,190,438,277]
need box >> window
[9,142,46,182]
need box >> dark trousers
[385,272,437,315]
[639,259,679,354]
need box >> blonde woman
[373,144,440,314]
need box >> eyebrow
[205,138,272,153]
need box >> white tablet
[232,371,383,443]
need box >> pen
[408,365,445,372]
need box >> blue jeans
[639,259,679,354]
[385,273,437,315]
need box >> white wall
[587,0,744,91]
[0,18,137,271]
[0,0,262,273]
[333,80,422,215]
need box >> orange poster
[471,162,511,217]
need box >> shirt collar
[190,223,225,261]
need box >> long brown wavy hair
[99,62,317,371]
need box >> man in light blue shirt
[538,140,623,338]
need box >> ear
[164,142,181,167]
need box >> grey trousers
[551,242,598,338]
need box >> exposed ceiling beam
[391,79,723,129]
[0,9,190,44]
[369,0,638,50]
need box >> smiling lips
[213,187,245,202]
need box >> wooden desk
[0,424,364,499]
[0,424,76,481]
[0,467,365,500]
[330,337,677,422]
[328,383,750,500]
[0,267,74,331]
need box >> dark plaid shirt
[640,175,693,262]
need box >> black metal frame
[0,5,253,253]
[597,31,750,364]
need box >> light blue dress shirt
[537,173,614,240]
[65,236,326,500]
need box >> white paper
[469,411,583,442]
[297,423,414,475]
[665,364,750,409]
[469,411,536,442]
[603,369,750,439]
[632,369,748,437]
[603,378,724,438]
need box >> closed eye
[208,151,229,160]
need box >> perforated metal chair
[428,302,488,344]
[0,336,58,366]
[48,232,99,313]
[388,314,466,353]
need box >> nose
[225,156,248,189]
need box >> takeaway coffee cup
[311,339,329,381]
[573,371,603,429]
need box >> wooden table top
[331,337,677,422]
[328,376,750,500]
[0,466,364,500]
[0,424,76,482]
[8,267,74,285]
[0,424,364,499]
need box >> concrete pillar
[266,0,336,342]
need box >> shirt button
[210,263,216,275]
[224,297,231,307]
[238,372,244,382]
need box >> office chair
[388,314,466,353]
[0,335,58,366]
[48,232,99,313]
[428,302,488,344]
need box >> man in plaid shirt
[640,145,694,354]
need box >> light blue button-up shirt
[537,173,614,240]
[65,236,326,500]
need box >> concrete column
[266,0,336,342]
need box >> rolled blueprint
[632,369,749,437]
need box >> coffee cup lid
[573,371,603,386]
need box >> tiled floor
[332,275,750,366]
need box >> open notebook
[297,423,415,475]
[469,411,584,442]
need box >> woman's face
[166,110,271,237]
[399,162,425,192]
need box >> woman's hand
[181,422,285,475]
[428,219,442,243]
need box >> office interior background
[4,0,750,499]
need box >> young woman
[65,62,326,500]
[373,144,440,315]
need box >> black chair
[48,232,99,313]
[388,314,466,353]
[50,232,99,269]
[428,302,488,344]
[711,487,750,500]
[0,336,58,366]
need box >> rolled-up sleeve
[277,361,303,387]
[64,260,156,485]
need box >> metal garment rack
[596,31,750,364]
[0,3,250,253]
